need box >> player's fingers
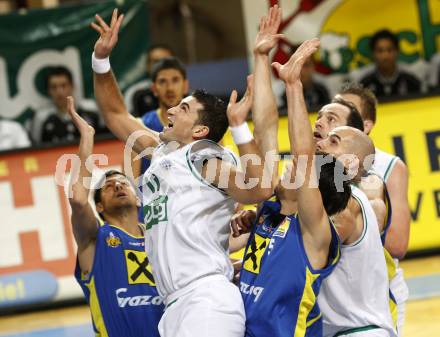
[271,62,282,73]
[95,14,110,31]
[229,90,238,105]
[273,33,285,41]
[110,8,118,28]
[114,13,124,34]
[231,219,241,237]
[91,22,104,35]
[66,96,77,118]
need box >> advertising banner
[0,0,149,123]
[0,140,125,309]
[241,0,440,72]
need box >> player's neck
[104,210,142,236]
[158,104,169,126]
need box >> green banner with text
[0,0,149,123]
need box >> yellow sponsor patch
[243,234,270,274]
[124,250,156,286]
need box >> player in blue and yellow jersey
[66,96,163,337]
[230,9,353,336]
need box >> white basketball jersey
[318,186,397,337]
[142,140,237,298]
[372,148,398,183]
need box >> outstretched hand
[227,74,254,127]
[91,8,124,59]
[272,38,320,84]
[254,5,284,55]
[67,96,95,136]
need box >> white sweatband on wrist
[92,52,111,74]
[230,123,253,145]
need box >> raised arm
[67,97,99,255]
[273,39,331,249]
[202,78,273,204]
[91,9,159,155]
[384,160,410,259]
[252,5,284,188]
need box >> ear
[183,79,189,94]
[192,125,210,140]
[151,83,158,97]
[95,202,104,214]
[136,196,141,208]
[363,119,374,135]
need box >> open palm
[272,38,320,84]
[91,8,124,59]
[227,75,254,127]
[254,5,284,55]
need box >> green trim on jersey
[333,324,380,336]
[383,157,398,182]
[343,193,368,248]
[184,140,237,195]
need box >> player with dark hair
[312,98,364,142]
[90,9,273,337]
[230,9,351,336]
[67,97,163,337]
[360,29,421,99]
[125,44,174,116]
[131,57,189,221]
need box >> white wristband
[230,123,253,145]
[92,52,111,74]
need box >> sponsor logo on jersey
[160,159,172,170]
[128,241,144,247]
[143,195,168,230]
[115,288,163,308]
[106,232,121,248]
[273,218,291,238]
[124,250,156,286]
[239,281,264,302]
[243,234,270,274]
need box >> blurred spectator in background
[124,44,173,117]
[281,46,330,112]
[0,119,31,151]
[30,66,103,145]
[360,29,421,99]
[133,57,188,177]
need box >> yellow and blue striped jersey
[239,200,340,337]
[75,222,163,337]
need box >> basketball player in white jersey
[229,24,395,335]
[314,128,396,337]
[90,9,274,337]
[334,84,410,336]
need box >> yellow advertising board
[223,96,440,252]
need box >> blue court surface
[0,324,93,337]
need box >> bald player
[334,83,409,336]
[315,126,396,337]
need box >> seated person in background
[31,66,103,145]
[131,57,188,179]
[0,119,31,151]
[124,44,173,117]
[360,29,421,99]
[281,45,329,112]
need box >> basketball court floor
[1,255,439,337]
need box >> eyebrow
[181,102,190,110]
[329,133,342,141]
